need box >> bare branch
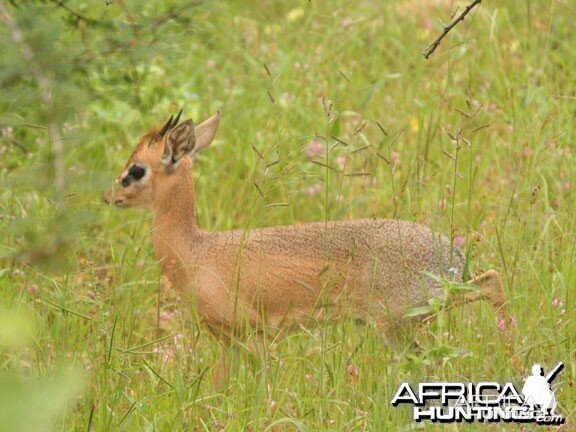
[0,3,65,193]
[51,0,104,27]
[148,2,200,32]
[423,0,482,60]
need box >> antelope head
[104,110,220,209]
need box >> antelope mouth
[103,190,125,208]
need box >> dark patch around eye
[122,165,146,187]
[129,165,146,180]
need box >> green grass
[0,0,575,430]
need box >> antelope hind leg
[453,269,514,336]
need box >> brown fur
[105,112,511,354]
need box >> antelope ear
[161,119,195,166]
[190,112,220,158]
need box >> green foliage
[0,308,83,432]
[0,0,575,430]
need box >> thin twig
[51,0,105,27]
[148,1,200,32]
[0,3,65,193]
[423,0,482,59]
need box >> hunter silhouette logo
[522,363,563,416]
[391,362,565,425]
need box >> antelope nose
[103,189,115,205]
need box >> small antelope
[104,111,510,363]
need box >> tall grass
[0,0,574,430]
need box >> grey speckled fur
[208,219,464,309]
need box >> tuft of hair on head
[156,108,184,141]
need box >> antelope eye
[128,165,146,180]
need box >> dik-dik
[104,111,510,360]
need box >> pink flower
[336,156,347,170]
[307,184,322,196]
[497,316,517,334]
[497,318,506,334]
[552,298,564,308]
[160,311,175,321]
[391,151,401,162]
[453,236,466,248]
[306,141,323,159]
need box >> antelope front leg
[213,340,233,391]
[246,332,269,375]
[211,329,270,390]
[467,270,513,333]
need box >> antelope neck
[152,160,202,245]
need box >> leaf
[403,305,433,318]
